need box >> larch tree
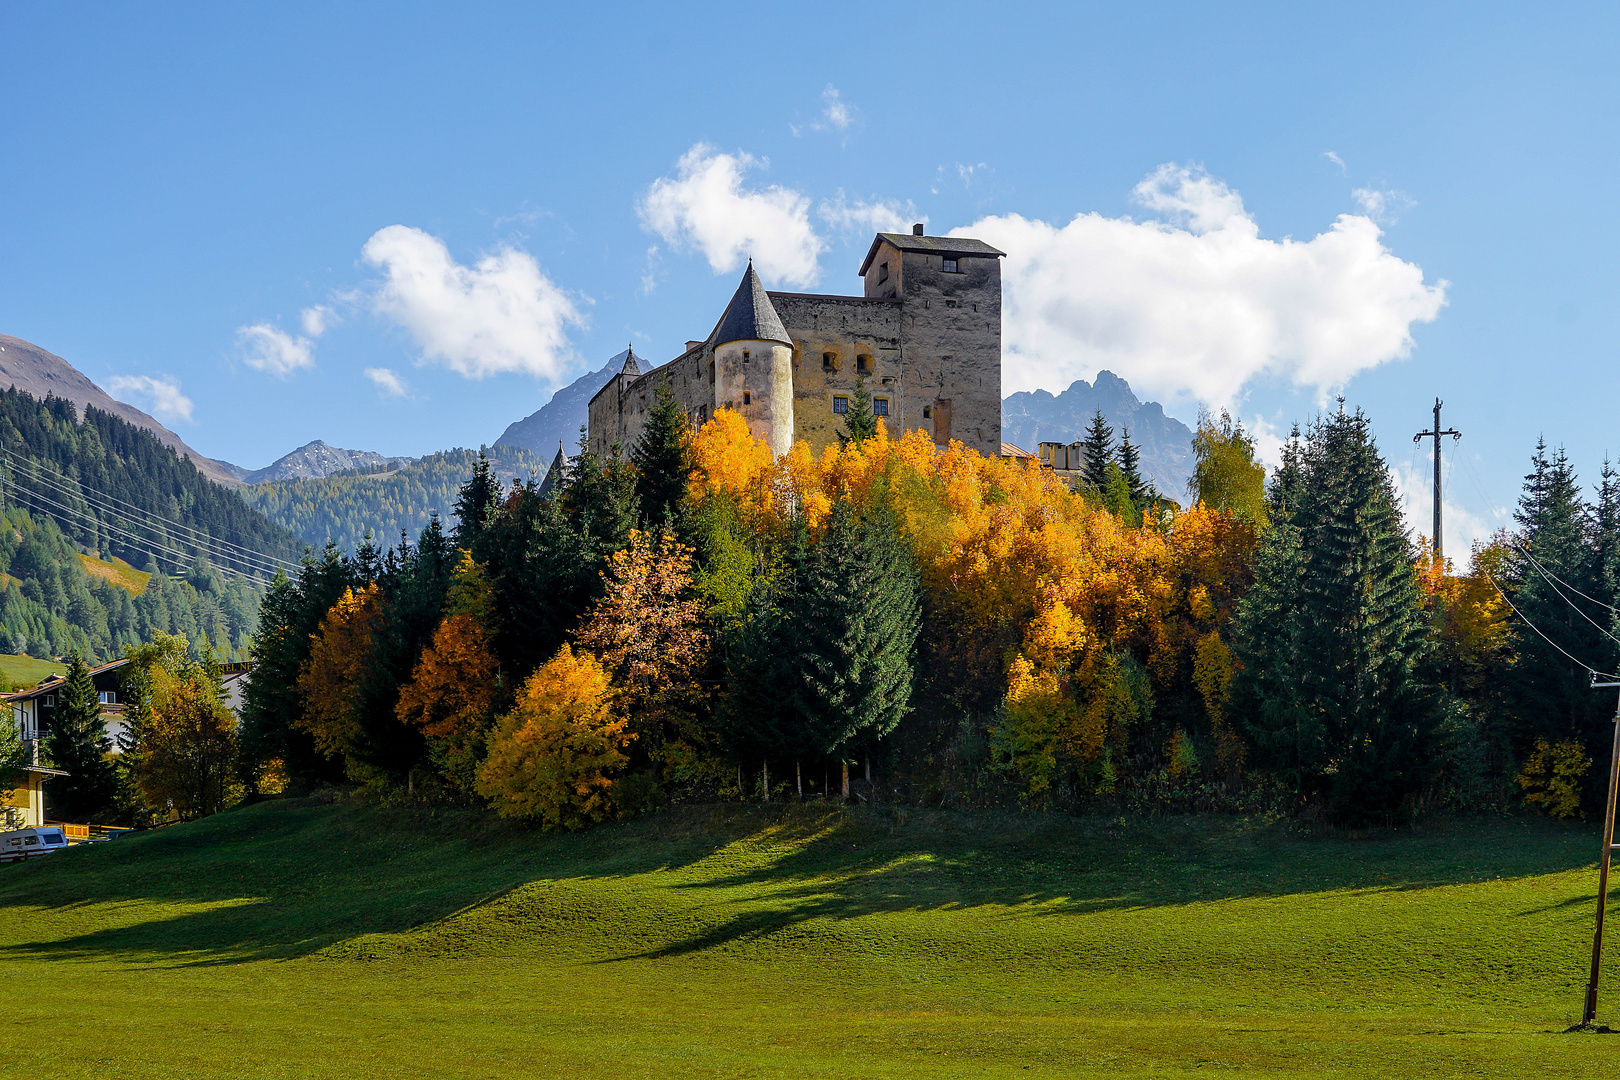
[1188,409,1269,529]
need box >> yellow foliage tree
[134,669,240,821]
[475,644,633,828]
[1517,738,1591,819]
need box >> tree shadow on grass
[0,799,1600,967]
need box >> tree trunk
[842,760,850,801]
[737,762,743,798]
[763,759,770,803]
[796,759,802,799]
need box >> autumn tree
[394,552,500,798]
[476,644,633,828]
[44,653,118,822]
[135,660,240,821]
[295,583,384,772]
[575,529,710,773]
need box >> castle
[587,226,1005,461]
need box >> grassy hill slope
[0,801,1615,1078]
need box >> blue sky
[2,2,1616,558]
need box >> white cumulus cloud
[819,192,924,237]
[1352,187,1415,225]
[300,305,332,337]
[362,225,587,383]
[107,375,194,424]
[639,144,824,289]
[365,367,408,397]
[236,323,315,377]
[819,85,851,130]
[963,163,1448,406]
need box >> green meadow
[2,799,1617,1078]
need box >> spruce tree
[44,652,117,821]
[453,451,501,551]
[790,502,921,757]
[1117,427,1148,508]
[1502,440,1617,780]
[1081,409,1114,491]
[1236,408,1444,821]
[631,382,693,530]
[841,375,879,445]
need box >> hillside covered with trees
[233,383,1620,828]
[238,447,547,554]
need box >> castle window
[922,406,932,419]
[833,396,849,415]
[743,391,751,405]
[742,350,750,363]
[856,355,870,373]
[708,361,715,382]
[873,398,890,417]
[878,262,889,283]
[942,258,959,273]
[822,352,835,370]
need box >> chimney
[912,223,925,236]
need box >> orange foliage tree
[394,552,501,798]
[294,583,384,771]
[475,644,633,828]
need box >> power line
[1485,569,1620,681]
[2,450,300,573]
[1516,539,1620,616]
[1,453,297,576]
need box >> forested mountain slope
[0,389,302,577]
[0,333,245,487]
[239,447,547,553]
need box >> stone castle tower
[588,226,1004,460]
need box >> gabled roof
[4,657,130,701]
[858,232,1007,276]
[710,262,792,348]
[620,346,643,376]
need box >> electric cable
[2,455,296,576]
[1484,569,1620,681]
[1,451,299,573]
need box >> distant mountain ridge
[495,354,623,457]
[244,440,415,485]
[0,333,245,488]
[1001,371,1196,499]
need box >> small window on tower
[743,391,752,405]
[856,355,869,373]
[922,406,932,419]
[742,350,750,362]
[873,398,890,417]
[942,258,959,273]
[822,352,835,370]
[878,262,889,283]
[833,396,849,414]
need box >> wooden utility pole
[1583,676,1620,1026]
[1413,399,1461,563]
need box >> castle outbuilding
[587,226,1005,460]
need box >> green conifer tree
[1236,407,1445,821]
[44,652,118,821]
[452,451,501,550]
[1116,427,1149,508]
[841,375,880,445]
[1081,409,1114,491]
[631,382,694,530]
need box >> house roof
[710,262,792,347]
[858,232,1007,276]
[3,657,130,701]
[1001,442,1038,459]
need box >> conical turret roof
[710,262,792,348]
[538,440,571,499]
[619,345,642,376]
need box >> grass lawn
[0,651,65,688]
[1,799,1617,1078]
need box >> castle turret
[710,261,794,458]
